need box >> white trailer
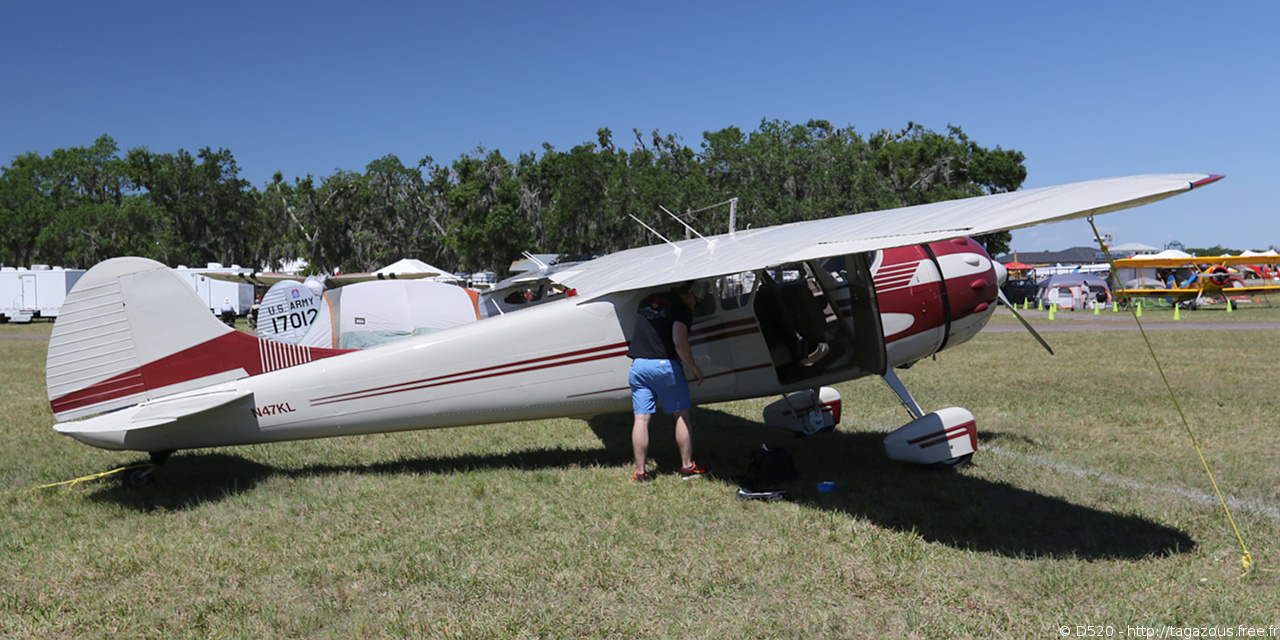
[171,263,256,316]
[0,265,86,323]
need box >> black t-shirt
[627,291,692,360]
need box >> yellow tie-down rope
[1090,217,1254,573]
[20,463,155,493]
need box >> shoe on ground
[737,488,786,502]
[631,470,652,483]
[680,462,710,480]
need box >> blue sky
[3,1,1276,253]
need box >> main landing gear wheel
[930,453,974,471]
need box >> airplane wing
[324,271,439,287]
[201,271,440,288]
[1224,284,1280,295]
[546,174,1222,300]
[1113,255,1280,268]
[1116,283,1280,302]
[1112,288,1201,301]
[1121,284,1280,295]
[202,271,302,287]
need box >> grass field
[2,311,1278,639]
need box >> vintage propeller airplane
[1111,252,1280,308]
[45,174,1222,484]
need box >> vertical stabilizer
[47,257,347,421]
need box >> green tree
[0,135,165,267]
[442,150,533,273]
[0,122,1028,274]
[276,171,363,274]
[0,152,56,266]
[1185,245,1238,257]
[536,131,630,256]
[698,120,1024,256]
[127,146,264,267]
[358,154,454,270]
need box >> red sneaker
[679,462,710,480]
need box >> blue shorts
[629,358,691,414]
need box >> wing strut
[997,288,1054,355]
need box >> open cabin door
[752,254,886,387]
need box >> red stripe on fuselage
[310,342,631,407]
[564,362,773,399]
[311,319,772,408]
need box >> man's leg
[673,409,694,469]
[632,412,652,473]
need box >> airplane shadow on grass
[90,406,1193,561]
[588,408,1196,561]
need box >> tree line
[0,120,1026,275]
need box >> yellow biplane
[1111,253,1280,308]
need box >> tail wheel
[123,466,156,487]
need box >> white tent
[1030,263,1110,278]
[1146,249,1193,260]
[1036,273,1112,310]
[374,258,459,281]
[299,280,480,349]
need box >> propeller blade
[997,289,1054,355]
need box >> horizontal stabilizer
[54,389,253,450]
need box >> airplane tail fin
[47,257,347,421]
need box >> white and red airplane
[45,174,1222,483]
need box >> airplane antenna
[659,206,715,249]
[662,198,739,238]
[728,197,738,237]
[521,251,550,271]
[628,214,681,256]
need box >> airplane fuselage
[54,239,1001,453]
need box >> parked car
[1000,277,1038,305]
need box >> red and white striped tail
[46,257,348,421]
[258,338,321,372]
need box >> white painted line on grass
[863,424,1279,520]
[984,444,1280,521]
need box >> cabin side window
[714,272,757,311]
